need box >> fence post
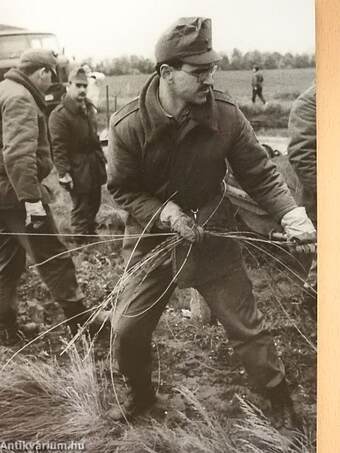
[106,85,110,129]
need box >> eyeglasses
[180,65,218,82]
[43,67,56,76]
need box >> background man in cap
[107,17,315,427]
[251,65,266,104]
[0,49,94,342]
[49,67,107,241]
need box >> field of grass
[96,68,315,131]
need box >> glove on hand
[25,201,47,230]
[281,206,316,253]
[159,201,204,243]
[59,173,74,191]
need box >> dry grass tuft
[0,342,313,452]
[0,338,110,444]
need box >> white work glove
[281,207,316,253]
[159,201,204,243]
[25,201,47,231]
[59,173,74,191]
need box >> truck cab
[0,25,70,112]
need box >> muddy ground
[9,227,316,448]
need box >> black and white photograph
[0,1,318,452]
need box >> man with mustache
[49,67,107,241]
[107,17,316,428]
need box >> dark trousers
[0,207,83,325]
[114,258,285,392]
[252,86,266,104]
[70,186,102,235]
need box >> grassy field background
[96,67,315,132]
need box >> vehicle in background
[0,24,70,113]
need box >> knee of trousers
[38,257,84,302]
[115,320,153,379]
[212,288,265,343]
[115,316,152,358]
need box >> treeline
[85,49,315,75]
[89,56,155,76]
[219,49,315,70]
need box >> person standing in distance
[251,65,266,104]
[107,17,315,427]
[49,67,107,242]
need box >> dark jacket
[49,95,107,193]
[288,85,316,224]
[108,74,297,287]
[252,71,264,88]
[0,68,53,209]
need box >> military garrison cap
[68,66,88,84]
[155,17,221,65]
[19,49,57,75]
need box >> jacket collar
[4,68,47,113]
[139,73,219,143]
[62,94,92,116]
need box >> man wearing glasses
[107,17,315,427]
[49,67,107,241]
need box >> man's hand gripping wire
[59,172,74,192]
[25,201,48,232]
[280,206,316,254]
[158,201,204,243]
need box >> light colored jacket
[0,68,53,209]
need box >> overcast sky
[2,0,315,60]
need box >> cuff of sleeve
[281,206,307,226]
[135,202,164,234]
[18,189,42,203]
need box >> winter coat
[108,74,297,287]
[288,85,316,224]
[0,68,54,209]
[49,95,107,194]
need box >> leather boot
[267,379,302,430]
[108,380,157,422]
[0,309,22,346]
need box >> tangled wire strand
[1,194,317,423]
